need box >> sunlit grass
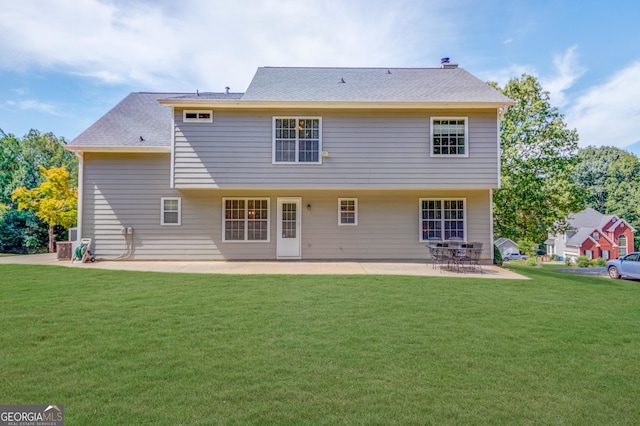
[1,264,639,424]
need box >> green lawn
[1,264,638,425]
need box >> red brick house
[545,208,635,261]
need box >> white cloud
[541,46,586,107]
[0,0,446,92]
[5,99,60,115]
[567,61,640,148]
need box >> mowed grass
[1,264,639,425]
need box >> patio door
[277,197,301,259]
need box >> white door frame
[277,197,302,259]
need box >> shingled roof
[69,92,184,149]
[241,67,512,103]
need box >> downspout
[170,106,176,188]
[493,105,509,264]
[489,188,494,264]
[74,150,84,241]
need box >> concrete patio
[0,253,528,279]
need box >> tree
[12,165,77,253]
[604,154,640,248]
[573,146,628,213]
[573,146,640,249]
[490,74,585,244]
[0,129,78,206]
[0,209,49,254]
[0,129,78,254]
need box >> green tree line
[0,129,78,253]
[492,74,640,252]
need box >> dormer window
[183,110,213,123]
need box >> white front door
[277,197,301,259]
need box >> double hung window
[161,197,181,225]
[619,235,628,257]
[273,117,322,163]
[338,198,358,226]
[420,199,465,241]
[223,198,270,241]
[431,117,468,156]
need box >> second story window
[431,117,468,157]
[273,117,322,164]
[183,110,213,123]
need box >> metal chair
[469,242,483,273]
[428,243,446,270]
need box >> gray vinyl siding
[173,109,499,189]
[83,153,222,260]
[82,153,492,261]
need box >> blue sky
[1,0,639,149]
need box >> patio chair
[469,242,483,273]
[428,243,446,270]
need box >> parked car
[503,252,529,261]
[606,252,640,279]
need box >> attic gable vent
[183,110,213,123]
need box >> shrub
[576,256,591,268]
[551,254,558,261]
[525,256,539,267]
[493,245,503,266]
[564,256,574,266]
[593,257,607,267]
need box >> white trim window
[223,198,270,242]
[420,199,466,242]
[431,117,468,157]
[273,117,322,164]
[183,110,213,123]
[161,197,181,225]
[338,198,358,226]
[618,235,628,257]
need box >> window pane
[276,140,296,162]
[164,211,178,224]
[282,203,297,238]
[164,199,178,211]
[299,140,319,162]
[225,220,244,240]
